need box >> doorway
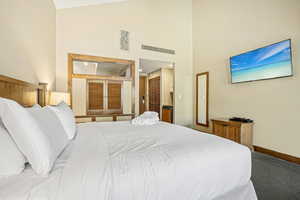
[138,58,175,123]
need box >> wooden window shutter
[88,82,104,110]
[107,82,122,110]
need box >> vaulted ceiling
[53,0,128,9]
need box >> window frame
[68,53,135,117]
[86,79,124,115]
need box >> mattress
[0,122,257,200]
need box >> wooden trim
[196,72,209,127]
[254,145,300,165]
[73,74,132,81]
[69,53,135,65]
[38,82,48,107]
[68,54,73,108]
[0,75,42,89]
[76,113,135,122]
[68,53,136,116]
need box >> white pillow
[27,106,69,165]
[48,102,76,140]
[0,98,57,176]
[0,120,25,177]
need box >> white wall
[193,0,300,157]
[56,0,193,125]
[0,0,56,89]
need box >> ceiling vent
[141,45,175,55]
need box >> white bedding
[0,122,257,200]
[0,141,74,200]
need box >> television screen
[230,39,293,83]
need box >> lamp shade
[49,91,70,105]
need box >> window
[87,80,122,114]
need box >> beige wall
[161,68,174,106]
[56,0,193,125]
[193,0,300,157]
[0,0,56,89]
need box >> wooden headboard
[0,75,47,107]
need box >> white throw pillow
[48,102,76,140]
[0,120,25,177]
[28,106,69,165]
[0,98,56,176]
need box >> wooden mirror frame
[68,53,136,115]
[196,72,209,127]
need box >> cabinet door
[213,123,227,138]
[226,126,241,143]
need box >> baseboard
[254,145,300,165]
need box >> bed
[0,75,257,200]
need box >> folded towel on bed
[131,112,159,125]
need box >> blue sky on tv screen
[230,40,291,72]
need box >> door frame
[139,58,175,122]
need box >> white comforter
[0,122,257,200]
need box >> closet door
[87,80,104,114]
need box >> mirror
[73,60,131,78]
[196,72,209,127]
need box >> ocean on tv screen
[231,40,292,83]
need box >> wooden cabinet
[162,105,173,123]
[212,119,253,150]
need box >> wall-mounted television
[230,39,293,84]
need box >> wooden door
[107,82,122,112]
[149,77,160,117]
[139,76,146,115]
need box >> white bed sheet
[0,122,257,200]
[0,141,74,200]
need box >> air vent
[141,45,175,55]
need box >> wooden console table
[211,118,254,150]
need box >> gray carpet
[252,152,300,200]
